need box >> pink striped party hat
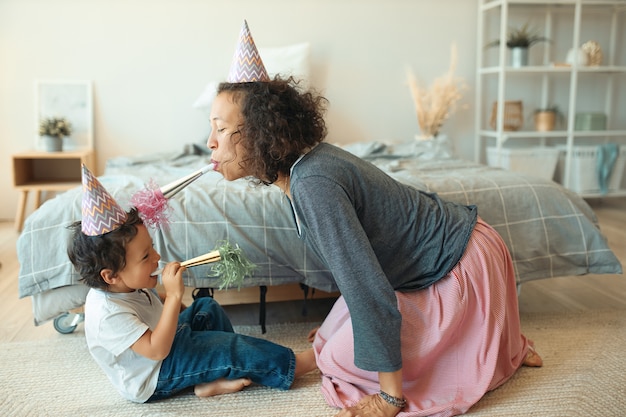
[227,20,270,83]
[81,164,128,236]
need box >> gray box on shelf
[574,113,607,131]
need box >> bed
[17,140,622,332]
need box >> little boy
[68,165,316,403]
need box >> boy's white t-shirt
[84,288,164,403]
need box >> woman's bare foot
[523,340,543,367]
[295,348,317,377]
[194,378,251,397]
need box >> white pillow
[258,42,311,86]
[192,81,219,112]
[192,43,311,113]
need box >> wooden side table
[12,149,96,232]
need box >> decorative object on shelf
[574,112,606,131]
[486,22,549,67]
[566,47,589,66]
[38,117,72,152]
[597,143,619,195]
[533,106,564,132]
[490,101,523,131]
[555,144,626,194]
[510,47,528,68]
[581,40,603,66]
[406,43,467,141]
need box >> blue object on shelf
[596,143,619,195]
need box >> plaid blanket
[18,143,622,304]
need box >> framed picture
[34,80,93,151]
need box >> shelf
[480,65,626,74]
[12,149,95,231]
[480,130,569,140]
[480,66,573,74]
[480,129,626,140]
[475,0,626,197]
[580,190,626,198]
[577,66,626,73]
[13,180,81,191]
[482,0,626,9]
[572,130,626,137]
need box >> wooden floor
[1,197,624,342]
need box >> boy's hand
[132,261,186,361]
[161,261,185,300]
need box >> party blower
[151,241,257,290]
[131,163,214,228]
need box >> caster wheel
[53,313,81,334]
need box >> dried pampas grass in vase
[406,43,467,141]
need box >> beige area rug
[1,310,625,417]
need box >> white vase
[510,47,529,67]
[412,134,453,160]
[566,48,588,66]
[43,135,63,152]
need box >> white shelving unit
[475,0,626,197]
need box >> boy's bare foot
[295,348,317,377]
[523,340,543,367]
[307,326,320,343]
[194,378,251,397]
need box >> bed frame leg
[299,284,310,317]
[259,285,267,334]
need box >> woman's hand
[334,393,401,417]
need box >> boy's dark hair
[67,208,143,290]
[217,76,328,186]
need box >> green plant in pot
[486,22,549,67]
[39,117,72,152]
[533,106,564,132]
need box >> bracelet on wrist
[378,390,407,409]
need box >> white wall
[0,0,478,220]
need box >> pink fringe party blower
[131,164,214,228]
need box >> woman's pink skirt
[313,218,530,417]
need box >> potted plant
[39,117,72,152]
[486,22,550,67]
[533,106,564,132]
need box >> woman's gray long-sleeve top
[289,143,477,372]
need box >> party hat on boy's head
[81,164,128,236]
[227,20,270,83]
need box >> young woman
[206,77,542,417]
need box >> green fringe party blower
[150,241,256,289]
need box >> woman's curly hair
[217,76,328,185]
[67,208,143,290]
